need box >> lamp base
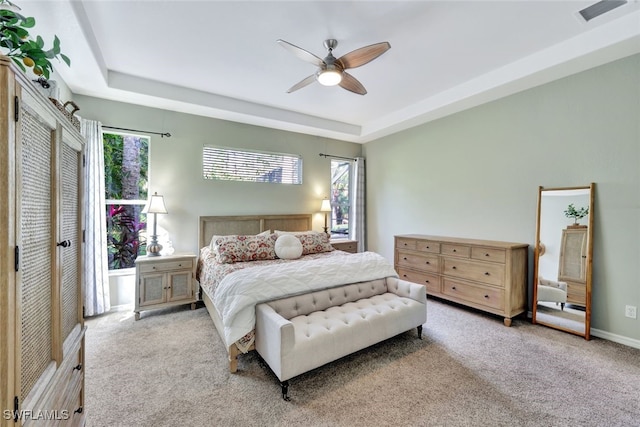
[147,236,163,257]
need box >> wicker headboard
[199,214,313,249]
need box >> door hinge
[14,246,19,272]
[82,154,86,167]
[14,96,19,122]
[82,229,86,243]
[14,396,19,421]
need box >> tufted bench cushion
[255,277,427,397]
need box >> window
[330,159,352,237]
[203,145,302,184]
[104,133,149,270]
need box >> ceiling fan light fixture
[317,69,342,86]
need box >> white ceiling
[19,1,640,143]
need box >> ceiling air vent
[579,0,627,22]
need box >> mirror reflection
[533,184,594,339]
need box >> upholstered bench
[255,277,427,399]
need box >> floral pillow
[210,233,277,264]
[274,230,334,255]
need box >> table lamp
[143,192,168,256]
[320,198,331,235]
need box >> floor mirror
[532,184,595,339]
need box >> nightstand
[331,239,358,253]
[134,253,199,320]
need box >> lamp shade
[320,198,331,212]
[143,192,168,214]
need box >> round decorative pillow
[274,234,303,259]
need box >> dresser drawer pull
[178,263,182,267]
[485,253,490,257]
[74,407,83,414]
[152,266,156,270]
[425,280,430,283]
[403,274,408,278]
[484,295,489,299]
[452,249,457,252]
[73,363,82,371]
[451,286,456,290]
[484,272,490,276]
[452,266,457,270]
[403,257,407,260]
[425,261,430,265]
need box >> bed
[196,214,399,373]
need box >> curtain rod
[319,153,359,161]
[102,125,171,138]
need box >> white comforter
[213,251,398,347]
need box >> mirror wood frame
[532,183,595,339]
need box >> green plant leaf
[21,16,34,28]
[60,53,70,66]
[10,56,25,72]
[35,34,43,48]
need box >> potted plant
[564,203,589,227]
[0,0,70,80]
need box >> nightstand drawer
[331,240,357,253]
[139,258,194,273]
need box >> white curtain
[81,118,111,316]
[350,157,366,252]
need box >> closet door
[16,91,58,410]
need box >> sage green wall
[75,95,362,254]
[363,54,640,345]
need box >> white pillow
[274,234,303,260]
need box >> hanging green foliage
[0,0,70,79]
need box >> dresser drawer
[443,278,504,310]
[415,240,440,254]
[396,238,416,251]
[471,247,506,263]
[443,258,505,287]
[139,259,194,273]
[441,243,470,258]
[396,250,439,273]
[397,268,441,294]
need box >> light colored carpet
[84,299,640,427]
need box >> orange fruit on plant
[22,57,35,67]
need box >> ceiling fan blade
[286,74,316,93]
[337,42,391,69]
[277,39,324,67]
[339,72,367,95]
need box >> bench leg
[281,381,291,401]
[417,325,423,339]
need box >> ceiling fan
[277,39,391,95]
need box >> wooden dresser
[1,56,86,426]
[395,235,528,326]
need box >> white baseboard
[591,328,640,350]
[527,310,639,350]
